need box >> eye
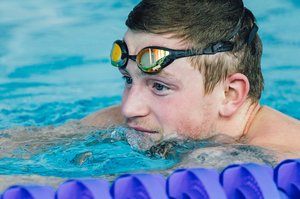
[122,76,133,85]
[152,82,170,94]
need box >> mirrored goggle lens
[111,42,127,67]
[136,48,170,73]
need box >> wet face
[120,29,224,141]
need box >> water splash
[0,122,279,194]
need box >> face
[119,29,224,141]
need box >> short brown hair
[126,0,264,101]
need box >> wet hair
[126,0,264,101]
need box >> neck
[240,101,261,142]
[216,100,261,143]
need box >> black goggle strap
[201,8,259,55]
[202,42,234,54]
[166,44,233,58]
[159,49,196,68]
[201,8,245,55]
[226,9,246,40]
[247,23,258,45]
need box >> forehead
[123,29,187,54]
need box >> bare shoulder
[255,106,300,133]
[248,106,300,159]
[80,105,125,128]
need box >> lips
[128,125,158,134]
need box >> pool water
[0,0,299,189]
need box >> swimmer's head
[125,0,263,101]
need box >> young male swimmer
[82,0,300,161]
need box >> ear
[219,73,250,117]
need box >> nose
[121,85,150,119]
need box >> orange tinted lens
[111,42,126,67]
[136,48,170,73]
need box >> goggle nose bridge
[128,55,137,62]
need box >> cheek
[154,92,218,139]
[175,105,215,139]
[121,89,128,104]
[151,93,205,130]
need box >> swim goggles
[110,39,234,74]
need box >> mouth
[128,125,158,134]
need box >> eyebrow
[119,68,180,83]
